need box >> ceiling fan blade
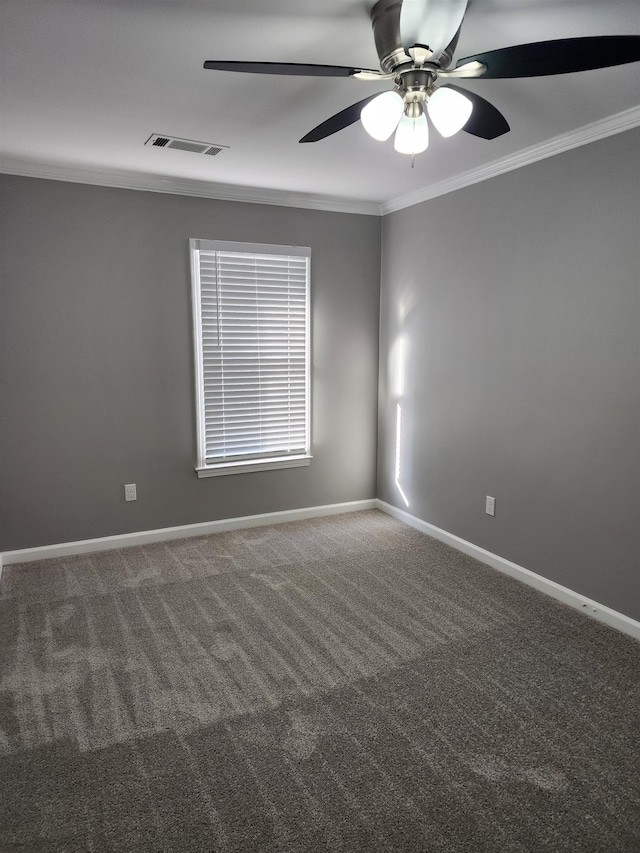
[455,35,640,79]
[300,95,380,143]
[204,60,378,78]
[442,84,510,139]
[400,0,469,59]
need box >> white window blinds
[190,239,311,476]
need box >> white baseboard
[3,497,637,643]
[376,500,640,643]
[0,499,377,571]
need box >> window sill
[196,455,312,478]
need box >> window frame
[190,238,312,478]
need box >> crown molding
[380,105,640,215]
[2,107,638,218]
[0,160,381,217]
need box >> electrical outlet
[124,483,137,502]
[485,495,495,516]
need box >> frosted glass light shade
[361,91,404,141]
[427,87,473,138]
[394,113,429,155]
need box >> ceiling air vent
[145,134,228,156]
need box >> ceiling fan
[204,0,640,159]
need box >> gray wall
[0,176,381,550]
[2,131,639,622]
[378,128,640,621]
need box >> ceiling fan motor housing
[371,0,409,73]
[371,0,457,74]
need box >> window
[190,239,311,477]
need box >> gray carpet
[0,509,638,852]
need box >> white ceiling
[1,0,639,213]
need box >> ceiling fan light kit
[360,85,475,158]
[204,0,640,161]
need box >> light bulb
[361,91,404,141]
[394,112,429,155]
[427,87,473,138]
